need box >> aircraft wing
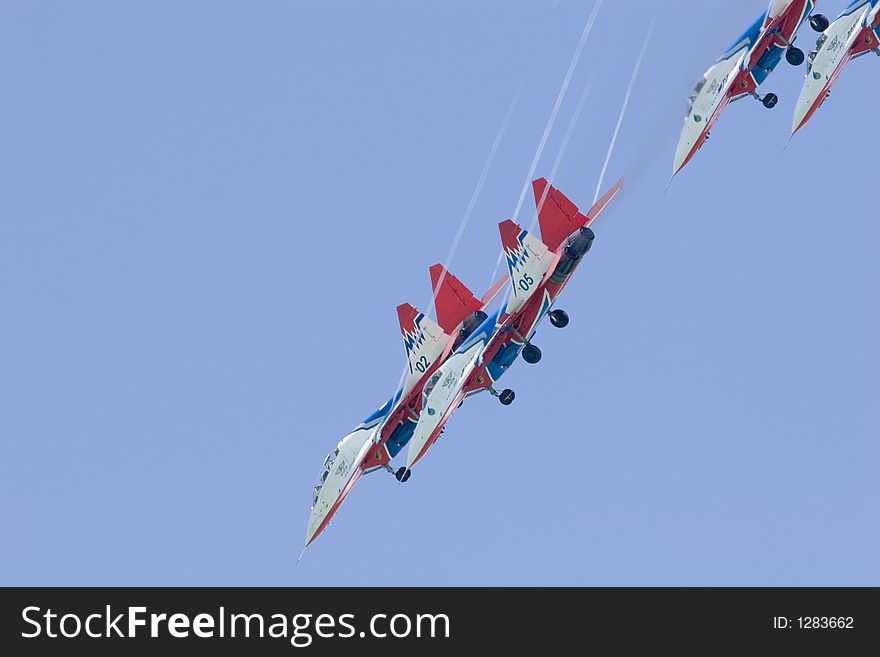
[766,0,797,24]
[481,274,509,307]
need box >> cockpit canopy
[422,370,443,406]
[687,77,707,113]
[312,448,339,507]
[808,33,828,67]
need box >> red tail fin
[396,303,421,338]
[429,264,482,334]
[531,177,623,252]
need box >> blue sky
[1,0,877,585]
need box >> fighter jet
[402,178,624,473]
[673,0,829,177]
[304,270,506,548]
[791,0,880,136]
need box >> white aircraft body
[792,0,880,135]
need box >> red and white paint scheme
[673,0,825,177]
[792,0,880,136]
[673,42,752,177]
[304,268,507,549]
[402,178,624,473]
[404,325,489,470]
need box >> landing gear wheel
[522,344,542,364]
[395,467,411,483]
[762,93,778,109]
[785,47,805,66]
[498,389,515,405]
[563,245,581,260]
[809,14,829,32]
[549,309,569,328]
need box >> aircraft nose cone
[791,97,813,136]
[305,500,332,548]
[305,515,321,547]
[672,129,695,177]
[671,148,688,177]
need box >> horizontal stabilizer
[397,303,450,397]
[585,178,624,226]
[429,264,483,334]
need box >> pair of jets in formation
[305,0,880,550]
[305,178,624,549]
[673,0,880,176]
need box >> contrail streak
[593,18,655,204]
[427,78,524,318]
[511,0,604,224]
[379,79,524,438]
[490,0,604,285]
[528,77,594,235]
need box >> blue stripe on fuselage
[486,341,522,382]
[743,2,814,86]
[384,418,415,458]
[486,291,552,382]
[354,310,503,453]
[718,12,766,62]
[842,0,874,17]
[751,44,786,85]
[356,386,405,430]
[457,308,502,354]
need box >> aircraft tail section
[429,264,483,334]
[397,303,451,397]
[532,178,623,252]
[532,178,587,252]
[498,219,555,316]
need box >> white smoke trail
[426,78,524,318]
[378,79,525,439]
[489,0,604,285]
[511,0,604,224]
[593,18,655,204]
[527,77,594,235]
